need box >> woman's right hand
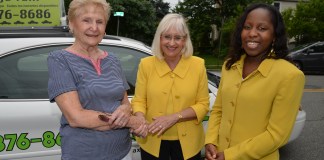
[109,104,132,128]
[129,113,148,137]
[205,143,218,160]
[130,122,148,138]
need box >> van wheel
[294,61,303,70]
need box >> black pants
[140,140,201,160]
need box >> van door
[303,42,324,71]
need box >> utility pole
[117,16,120,36]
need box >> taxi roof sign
[0,0,65,28]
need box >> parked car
[0,27,306,160]
[289,41,324,72]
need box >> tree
[174,0,219,55]
[217,0,273,57]
[151,0,171,21]
[174,0,273,58]
[282,0,324,45]
[107,0,156,45]
[63,0,71,14]
[63,0,163,45]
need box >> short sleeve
[47,50,77,102]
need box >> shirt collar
[232,54,274,77]
[154,56,190,78]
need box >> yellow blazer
[205,55,305,160]
[131,56,209,159]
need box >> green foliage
[174,0,274,59]
[282,0,324,45]
[107,0,157,45]
[281,8,294,37]
[218,18,235,58]
[196,54,224,70]
[174,0,218,56]
[63,0,170,45]
[151,0,170,21]
[63,0,71,14]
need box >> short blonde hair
[151,13,193,59]
[68,0,111,22]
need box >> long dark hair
[225,3,289,70]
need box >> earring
[269,43,275,56]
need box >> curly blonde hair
[68,0,111,23]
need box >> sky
[164,0,182,9]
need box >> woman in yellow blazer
[205,3,305,160]
[131,13,209,160]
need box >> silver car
[0,28,306,160]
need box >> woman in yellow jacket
[131,13,209,160]
[205,3,305,160]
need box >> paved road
[280,74,324,160]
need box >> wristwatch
[177,113,183,120]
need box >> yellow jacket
[132,56,209,159]
[205,55,305,160]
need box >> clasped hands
[205,144,225,160]
[98,104,132,129]
[98,105,180,138]
[130,113,181,138]
[97,112,149,137]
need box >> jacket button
[175,96,180,99]
[182,133,186,136]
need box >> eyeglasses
[161,34,186,42]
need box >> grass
[196,54,224,70]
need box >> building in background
[274,0,300,12]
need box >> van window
[311,43,324,53]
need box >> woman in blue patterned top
[47,0,146,159]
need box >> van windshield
[290,42,314,52]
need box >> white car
[0,27,305,160]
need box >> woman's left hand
[215,152,225,160]
[109,104,132,128]
[148,114,179,136]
